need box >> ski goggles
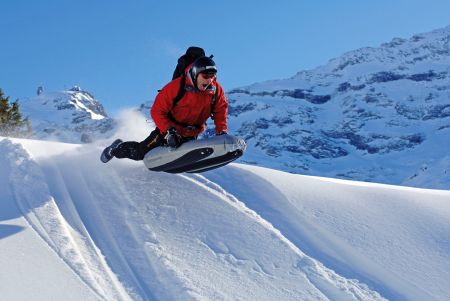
[200,72,216,79]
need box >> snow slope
[204,166,450,301]
[1,136,449,300]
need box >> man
[101,56,228,163]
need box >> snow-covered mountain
[17,26,450,190]
[21,86,116,143]
[226,25,450,189]
[1,136,449,301]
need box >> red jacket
[151,71,228,138]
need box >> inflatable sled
[143,134,246,173]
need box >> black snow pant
[113,128,164,161]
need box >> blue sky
[1,0,450,115]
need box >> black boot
[100,139,123,163]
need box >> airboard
[143,134,246,173]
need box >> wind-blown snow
[1,136,449,300]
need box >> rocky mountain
[21,86,116,143]
[225,25,450,189]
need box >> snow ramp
[0,138,388,300]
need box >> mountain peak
[21,86,115,143]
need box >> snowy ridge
[1,136,449,300]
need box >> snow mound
[1,137,449,300]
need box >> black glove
[216,131,227,136]
[165,127,182,148]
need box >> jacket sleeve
[212,84,228,134]
[150,82,177,133]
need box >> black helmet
[190,56,217,81]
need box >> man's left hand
[165,127,182,148]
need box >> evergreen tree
[0,88,32,138]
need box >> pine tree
[0,88,32,138]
